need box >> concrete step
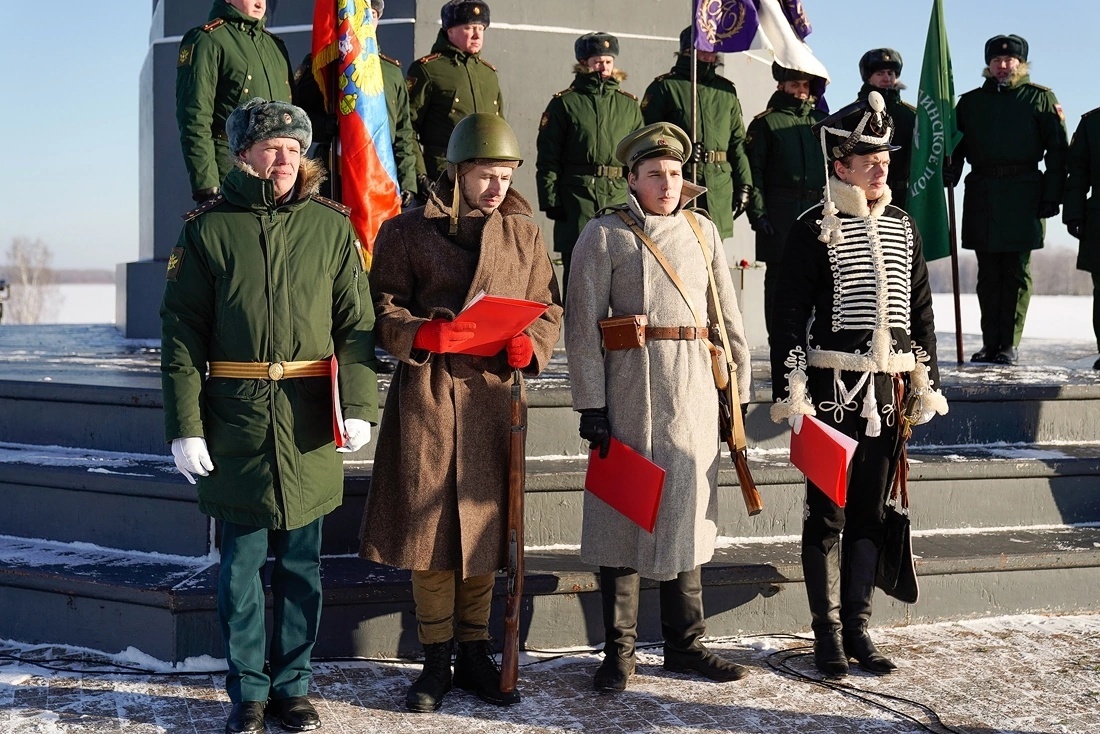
[5,441,1100,555]
[2,525,1098,662]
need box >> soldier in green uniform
[641,27,752,240]
[407,0,503,197]
[857,49,916,209]
[948,34,1068,365]
[536,32,643,295]
[176,0,293,203]
[746,62,827,340]
[1064,106,1100,369]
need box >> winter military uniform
[1064,107,1100,365]
[641,31,752,240]
[746,67,827,339]
[407,22,504,186]
[161,100,377,731]
[567,123,752,692]
[857,49,916,209]
[536,32,643,295]
[951,35,1068,363]
[175,0,293,200]
[770,96,947,678]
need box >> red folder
[789,415,859,507]
[330,355,346,448]
[584,438,666,533]
[447,291,550,358]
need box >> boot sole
[662,662,749,682]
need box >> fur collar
[827,177,892,218]
[570,63,628,82]
[982,62,1029,88]
[232,157,326,201]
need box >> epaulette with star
[653,72,674,82]
[380,53,401,68]
[201,18,225,32]
[415,53,441,65]
[552,88,573,99]
[310,194,352,215]
[616,89,638,101]
[753,108,774,120]
[480,58,498,72]
[181,194,225,221]
[1025,81,1052,92]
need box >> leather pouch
[599,314,648,351]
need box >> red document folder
[330,355,346,448]
[584,438,666,533]
[789,415,859,507]
[447,291,550,358]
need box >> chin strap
[449,176,462,235]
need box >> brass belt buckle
[267,362,285,380]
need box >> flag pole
[946,156,963,365]
[328,0,341,201]
[689,2,699,184]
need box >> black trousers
[974,250,1032,349]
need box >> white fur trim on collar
[827,178,892,218]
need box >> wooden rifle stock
[500,370,525,693]
[719,374,763,516]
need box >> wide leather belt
[564,164,625,178]
[971,163,1037,178]
[208,359,329,381]
[698,150,727,163]
[645,326,718,341]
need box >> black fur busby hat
[985,34,1028,64]
[812,91,899,164]
[859,48,903,82]
[442,0,490,30]
[227,98,312,155]
[772,62,817,83]
[575,32,619,61]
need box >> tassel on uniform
[861,379,881,437]
[817,200,844,245]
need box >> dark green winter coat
[857,83,916,209]
[535,68,643,272]
[381,54,419,197]
[954,71,1068,252]
[407,30,504,181]
[641,54,752,239]
[175,0,293,194]
[1065,107,1100,273]
[161,158,378,531]
[745,90,825,264]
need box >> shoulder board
[310,194,352,215]
[616,89,638,101]
[653,72,674,82]
[415,53,441,65]
[552,88,573,99]
[1082,106,1100,119]
[201,18,225,32]
[181,194,225,221]
[900,100,917,112]
[480,58,497,72]
[714,75,737,90]
[1025,81,1052,92]
[752,108,774,121]
[380,53,401,68]
[263,28,287,44]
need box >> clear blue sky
[0,0,1093,270]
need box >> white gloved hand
[338,418,372,453]
[171,437,213,484]
[915,406,938,426]
[788,414,804,433]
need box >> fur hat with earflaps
[227,98,312,155]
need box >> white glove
[171,437,213,484]
[915,407,937,426]
[338,418,372,453]
[788,414,804,433]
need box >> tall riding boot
[594,566,640,692]
[841,538,897,674]
[660,566,748,682]
[802,543,848,677]
[405,640,453,712]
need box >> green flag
[907,0,962,261]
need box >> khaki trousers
[411,570,495,645]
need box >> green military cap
[615,122,692,167]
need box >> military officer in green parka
[857,49,916,210]
[176,0,294,203]
[161,99,378,734]
[642,27,753,240]
[947,34,1068,365]
[536,32,643,295]
[746,62,827,341]
[407,0,504,197]
[1063,106,1100,369]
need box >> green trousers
[218,518,323,703]
[975,251,1032,349]
[410,570,495,645]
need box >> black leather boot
[266,696,321,731]
[841,538,898,674]
[594,566,640,692]
[802,543,848,677]
[405,640,453,713]
[225,701,266,733]
[660,566,748,682]
[453,640,520,706]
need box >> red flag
[312,0,401,269]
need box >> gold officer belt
[208,360,329,381]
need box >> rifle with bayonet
[500,369,525,694]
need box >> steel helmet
[446,113,523,167]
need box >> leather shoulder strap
[615,210,703,328]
